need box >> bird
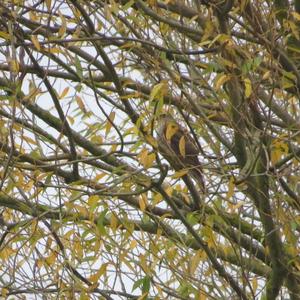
[156,113,205,192]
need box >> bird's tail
[190,168,206,193]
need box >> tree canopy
[0,0,299,299]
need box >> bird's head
[156,113,176,126]
[156,113,180,138]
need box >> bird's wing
[167,126,199,157]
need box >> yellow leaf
[105,111,115,136]
[292,11,300,21]
[138,148,148,165]
[88,195,99,207]
[145,135,158,148]
[110,143,118,152]
[244,78,252,97]
[146,153,156,168]
[262,71,271,80]
[45,237,53,252]
[138,149,156,169]
[0,31,10,40]
[120,42,135,49]
[23,136,37,145]
[172,169,188,178]
[166,123,178,140]
[179,136,186,157]
[59,87,69,99]
[99,263,108,275]
[29,11,39,22]
[94,173,107,181]
[74,239,83,258]
[0,247,15,260]
[165,186,173,197]
[281,77,295,89]
[46,0,52,10]
[189,250,205,275]
[166,247,177,261]
[24,180,34,192]
[89,263,108,283]
[110,213,118,232]
[201,20,215,43]
[76,95,87,113]
[202,226,216,248]
[67,115,74,125]
[31,35,41,51]
[24,81,42,102]
[288,20,300,40]
[64,229,75,240]
[130,240,138,250]
[73,204,88,216]
[153,192,163,205]
[209,33,231,47]
[252,277,258,293]
[139,194,148,211]
[120,92,141,100]
[58,11,67,37]
[36,258,44,268]
[79,292,90,300]
[1,288,8,297]
[149,81,168,101]
[215,74,230,90]
[229,201,245,212]
[139,254,150,273]
[45,252,57,265]
[198,290,208,300]
[138,292,149,300]
[226,176,235,199]
[160,22,170,35]
[10,60,19,73]
[91,135,103,144]
[47,47,62,54]
[271,139,288,164]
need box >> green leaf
[97,209,108,235]
[132,276,151,293]
[132,278,144,292]
[123,0,134,10]
[186,212,201,226]
[74,55,83,78]
[142,275,151,293]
